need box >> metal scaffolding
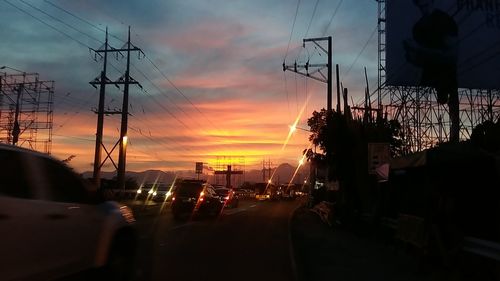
[0,70,54,153]
[213,156,245,187]
[371,0,500,154]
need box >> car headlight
[137,189,142,194]
[153,191,157,196]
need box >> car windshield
[175,182,204,197]
[214,188,229,195]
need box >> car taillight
[198,191,205,202]
[224,196,230,200]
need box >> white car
[0,144,137,280]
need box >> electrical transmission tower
[90,27,143,189]
[371,0,500,154]
[0,68,54,153]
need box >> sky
[0,0,379,173]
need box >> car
[215,187,239,208]
[0,144,137,281]
[171,180,223,220]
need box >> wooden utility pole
[336,64,341,113]
[283,36,333,112]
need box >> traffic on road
[0,144,306,281]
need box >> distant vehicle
[143,183,174,203]
[171,180,223,220]
[0,144,137,281]
[234,188,251,199]
[215,187,239,208]
[254,183,275,200]
[280,184,298,200]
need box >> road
[127,199,301,281]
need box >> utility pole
[268,159,272,182]
[336,64,340,113]
[92,28,108,187]
[262,159,266,182]
[283,36,333,113]
[90,27,142,189]
[12,83,22,145]
[283,36,334,184]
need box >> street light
[289,124,311,133]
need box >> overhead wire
[304,0,320,39]
[40,0,220,136]
[284,0,301,62]
[131,63,211,135]
[344,26,377,79]
[322,0,343,36]
[43,0,126,43]
[143,55,221,132]
[47,0,221,134]
[3,0,93,49]
[5,0,209,161]
[17,0,102,43]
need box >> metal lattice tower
[0,70,54,153]
[214,156,245,187]
[373,0,500,154]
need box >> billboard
[386,0,500,89]
[195,162,203,174]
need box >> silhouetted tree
[470,120,500,153]
[305,109,404,219]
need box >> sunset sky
[0,0,378,173]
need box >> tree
[305,109,404,217]
[470,120,500,153]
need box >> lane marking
[224,208,247,215]
[170,221,196,230]
[249,204,257,208]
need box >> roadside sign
[195,162,203,174]
[368,143,390,174]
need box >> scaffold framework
[213,156,245,187]
[369,0,500,154]
[0,70,54,153]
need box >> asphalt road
[128,199,302,281]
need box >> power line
[344,25,377,78]
[3,0,92,49]
[131,63,212,136]
[294,0,320,61]
[43,0,126,43]
[284,0,301,61]
[52,133,94,142]
[143,55,221,132]
[322,0,343,36]
[137,86,199,136]
[35,0,222,136]
[17,0,101,43]
[3,1,204,169]
[304,0,320,39]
